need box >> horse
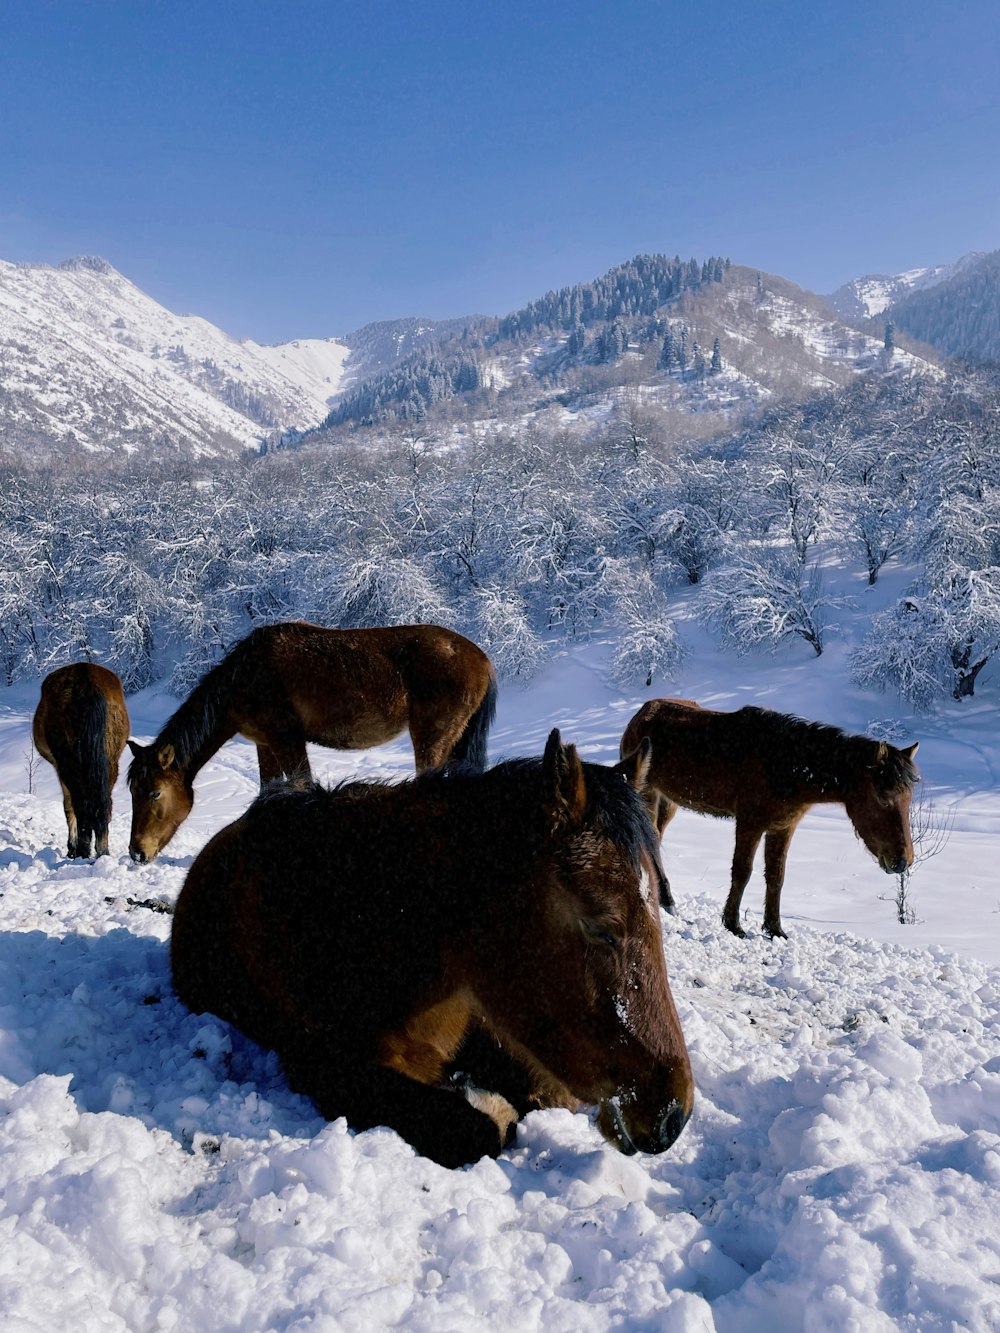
[32,663,130,859]
[620,698,920,940]
[127,621,497,863]
[170,729,694,1168]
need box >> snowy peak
[0,256,353,460]
[826,253,986,320]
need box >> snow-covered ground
[0,632,998,1331]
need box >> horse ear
[615,737,651,792]
[542,728,587,830]
[875,741,889,765]
[127,739,144,758]
[902,742,919,760]
[157,742,177,769]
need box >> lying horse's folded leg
[283,1043,513,1168]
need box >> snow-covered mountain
[0,252,946,465]
[312,261,941,444]
[0,256,353,460]
[826,252,986,321]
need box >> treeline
[2,369,999,710]
[496,254,730,340]
[322,253,730,427]
[890,250,1000,365]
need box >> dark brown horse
[32,663,130,858]
[170,729,694,1168]
[621,698,920,939]
[128,621,497,862]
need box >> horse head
[844,739,920,876]
[126,739,193,863]
[474,730,694,1156]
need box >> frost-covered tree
[852,566,1000,706]
[700,548,848,657]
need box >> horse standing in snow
[127,621,497,862]
[620,698,919,939]
[170,729,694,1167]
[32,663,130,858]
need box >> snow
[247,337,353,411]
[0,259,351,457]
[1,631,999,1331]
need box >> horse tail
[448,670,498,772]
[73,690,113,844]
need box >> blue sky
[2,0,998,342]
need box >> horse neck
[159,674,238,778]
[784,729,863,806]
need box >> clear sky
[2,0,998,343]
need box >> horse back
[622,697,772,820]
[228,622,495,754]
[34,663,129,771]
[171,781,478,1060]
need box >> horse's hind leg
[722,822,764,937]
[59,779,87,858]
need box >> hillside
[0,256,355,461]
[888,249,1000,365]
[825,252,984,321]
[310,257,938,445]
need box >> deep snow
[1,634,998,1332]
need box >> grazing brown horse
[128,621,497,862]
[621,698,919,939]
[170,730,694,1168]
[32,663,130,858]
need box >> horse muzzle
[880,854,912,875]
[597,1094,691,1156]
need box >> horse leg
[646,794,677,912]
[762,823,801,939]
[255,738,310,786]
[58,779,86,858]
[281,1039,515,1168]
[408,719,459,774]
[722,822,764,937]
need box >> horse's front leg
[256,739,311,787]
[283,1042,516,1168]
[762,821,802,939]
[722,822,764,937]
[645,794,677,912]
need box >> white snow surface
[0,258,350,456]
[1,637,998,1331]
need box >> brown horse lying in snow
[170,730,694,1167]
[33,663,130,858]
[128,620,497,862]
[621,698,919,939]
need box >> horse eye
[150,791,162,801]
[583,921,620,949]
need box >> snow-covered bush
[700,547,847,657]
[852,566,1000,706]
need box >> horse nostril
[130,849,147,864]
[656,1100,691,1152]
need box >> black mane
[739,706,918,799]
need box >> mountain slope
[886,249,1000,365]
[0,257,354,460]
[309,257,939,442]
[825,254,984,321]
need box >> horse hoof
[723,919,747,939]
